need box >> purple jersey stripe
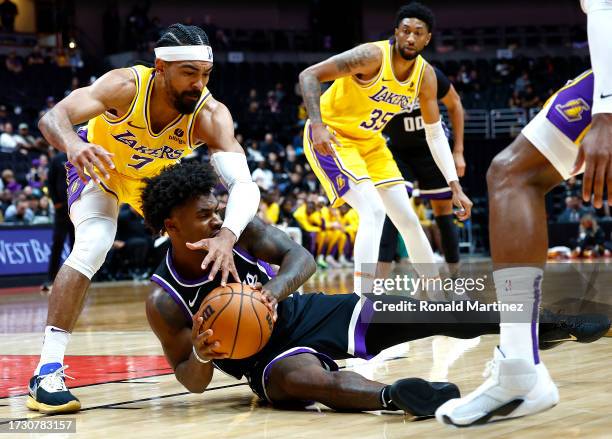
[150,274,193,320]
[545,71,593,142]
[531,274,542,364]
[307,125,351,198]
[354,298,375,360]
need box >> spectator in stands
[13,123,39,153]
[514,71,531,94]
[258,191,280,225]
[27,46,45,66]
[508,91,522,109]
[39,96,55,119]
[246,139,264,163]
[4,199,34,224]
[266,90,280,114]
[0,0,17,32]
[0,188,11,213]
[5,51,22,74]
[27,155,49,188]
[520,84,542,109]
[558,195,595,222]
[260,132,284,157]
[572,215,607,258]
[32,195,54,224]
[1,169,20,193]
[252,159,274,191]
[0,122,16,153]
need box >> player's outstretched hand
[451,184,472,221]
[572,114,612,208]
[191,314,229,361]
[67,141,115,184]
[310,122,341,156]
[186,228,241,286]
[251,282,278,323]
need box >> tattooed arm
[238,217,317,302]
[298,43,383,155]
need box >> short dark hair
[155,23,210,48]
[395,2,435,32]
[141,161,217,234]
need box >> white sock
[35,326,70,375]
[377,185,438,278]
[342,180,386,295]
[493,267,543,364]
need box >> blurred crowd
[0,22,608,284]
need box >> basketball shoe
[539,309,611,350]
[435,347,559,426]
[27,363,81,414]
[386,378,460,418]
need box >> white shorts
[521,102,585,181]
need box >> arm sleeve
[423,119,459,183]
[210,152,261,240]
[584,0,612,114]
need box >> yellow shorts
[67,163,146,216]
[303,120,404,207]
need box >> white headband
[154,45,213,63]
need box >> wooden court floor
[0,266,611,438]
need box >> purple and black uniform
[382,66,453,200]
[151,246,375,402]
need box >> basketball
[197,283,274,359]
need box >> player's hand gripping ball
[197,283,275,359]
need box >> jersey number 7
[127,154,154,170]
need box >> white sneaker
[325,254,342,268]
[435,346,559,426]
[338,254,353,268]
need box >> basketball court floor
[1,265,611,438]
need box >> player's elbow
[299,68,318,87]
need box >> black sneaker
[26,363,81,414]
[389,378,460,418]
[539,309,611,350]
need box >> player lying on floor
[141,161,610,417]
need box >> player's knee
[487,150,515,191]
[64,217,117,279]
[360,197,385,228]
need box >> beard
[397,44,422,61]
[168,83,201,114]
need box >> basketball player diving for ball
[27,24,260,414]
[299,2,472,295]
[437,0,612,427]
[143,161,609,418]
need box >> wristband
[192,346,211,364]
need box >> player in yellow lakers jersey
[299,3,472,294]
[27,24,260,414]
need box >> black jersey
[383,66,452,159]
[150,246,359,385]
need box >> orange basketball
[197,283,274,359]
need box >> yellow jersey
[340,208,359,231]
[320,40,427,140]
[86,65,210,181]
[293,204,322,232]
